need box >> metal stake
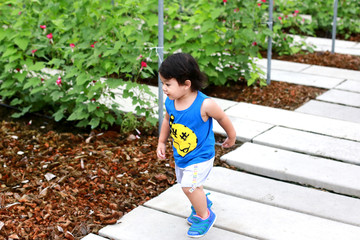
[267,0,274,85]
[331,0,338,53]
[158,0,164,134]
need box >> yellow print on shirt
[169,114,198,157]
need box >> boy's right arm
[157,112,170,159]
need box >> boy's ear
[184,80,192,89]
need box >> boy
[156,53,236,238]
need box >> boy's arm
[157,112,170,159]
[203,98,236,148]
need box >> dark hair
[159,53,207,91]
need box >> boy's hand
[222,137,236,148]
[157,143,166,159]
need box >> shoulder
[201,97,225,119]
[201,97,219,114]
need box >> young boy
[156,53,236,238]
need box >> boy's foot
[187,193,212,225]
[187,208,216,238]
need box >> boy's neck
[174,90,198,111]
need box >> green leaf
[53,108,65,121]
[76,73,89,85]
[50,91,64,101]
[0,29,6,41]
[87,103,97,112]
[76,120,88,128]
[103,49,118,57]
[106,78,125,89]
[9,54,22,62]
[30,85,45,95]
[10,98,23,106]
[51,19,65,29]
[67,111,80,121]
[11,105,32,118]
[94,110,104,118]
[14,38,29,51]
[2,48,17,58]
[14,72,27,83]
[89,118,100,129]
[1,79,16,89]
[28,62,46,71]
[47,58,65,68]
[106,114,115,125]
[23,77,41,90]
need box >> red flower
[91,41,98,48]
[46,33,53,39]
[70,43,75,48]
[31,49,37,54]
[56,77,62,86]
[141,61,147,68]
[41,78,44,83]
[252,41,258,46]
[257,3,261,6]
[234,8,240,12]
[91,98,96,102]
[278,16,282,21]
[223,0,227,2]
[261,0,266,2]
[40,25,46,29]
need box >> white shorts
[175,157,214,192]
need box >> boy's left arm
[203,98,236,148]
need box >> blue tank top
[165,91,215,168]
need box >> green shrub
[0,0,315,130]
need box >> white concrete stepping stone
[335,80,360,93]
[213,116,273,142]
[304,36,359,49]
[296,100,360,123]
[99,205,252,240]
[205,167,360,227]
[266,69,343,89]
[145,184,360,240]
[253,126,360,165]
[213,97,239,111]
[302,66,360,82]
[81,234,108,240]
[225,102,360,142]
[256,58,311,72]
[220,143,360,197]
[317,89,360,108]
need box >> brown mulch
[0,107,236,240]
[1,49,359,239]
[270,51,360,71]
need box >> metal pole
[331,0,338,53]
[267,0,273,85]
[158,0,164,134]
[111,0,114,6]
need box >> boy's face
[159,74,188,100]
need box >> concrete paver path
[82,37,360,239]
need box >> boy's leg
[182,186,208,219]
